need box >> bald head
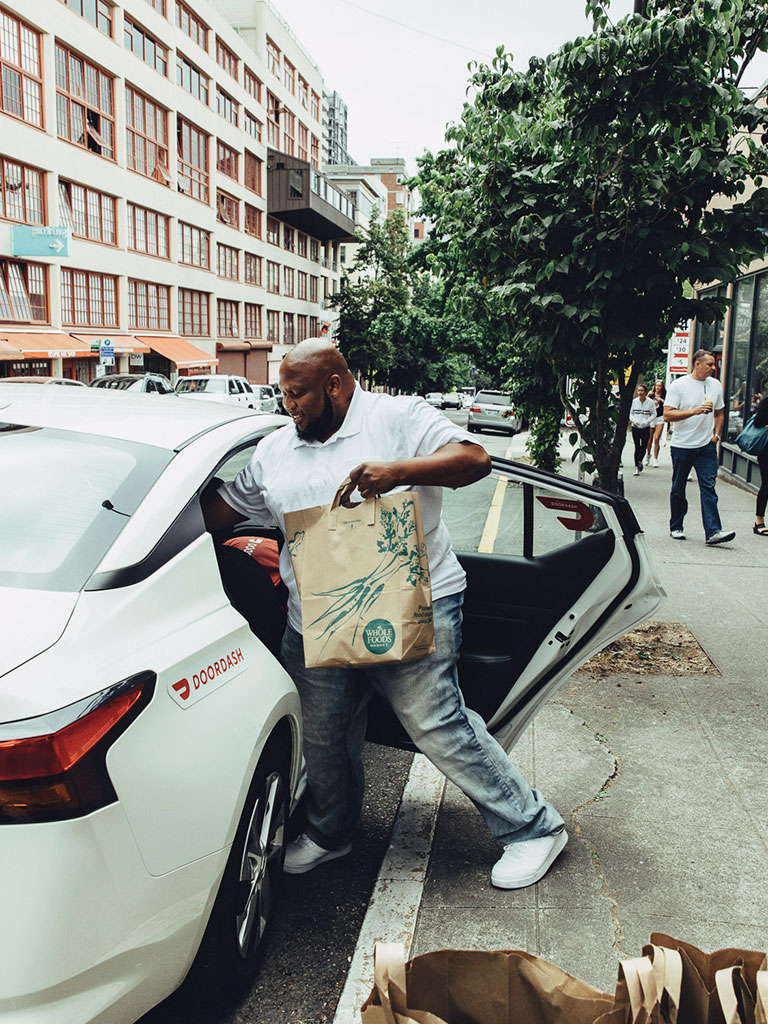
[283,338,351,380]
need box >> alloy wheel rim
[235,770,286,959]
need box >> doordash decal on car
[536,496,595,531]
[168,648,246,708]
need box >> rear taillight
[0,672,155,824]
[469,406,480,413]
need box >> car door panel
[366,459,664,753]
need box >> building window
[297,271,307,301]
[297,122,308,161]
[309,238,319,262]
[283,312,294,344]
[244,302,262,338]
[60,0,113,37]
[244,151,262,195]
[297,313,308,342]
[178,221,209,268]
[309,275,318,302]
[0,159,44,224]
[266,309,279,343]
[215,36,237,80]
[310,135,320,168]
[244,252,262,286]
[216,86,238,126]
[266,260,279,293]
[0,10,43,128]
[145,0,165,14]
[217,242,238,280]
[179,287,209,335]
[283,58,294,94]
[124,17,167,75]
[244,110,262,143]
[282,109,295,156]
[267,216,280,246]
[297,232,307,258]
[309,315,319,336]
[298,76,308,108]
[310,90,319,121]
[266,37,280,77]
[244,67,261,103]
[55,44,114,159]
[283,226,295,253]
[217,298,238,337]
[59,180,116,244]
[128,279,170,329]
[126,87,170,182]
[0,259,47,322]
[175,1,207,51]
[176,52,208,105]
[244,204,262,238]
[177,117,209,202]
[266,91,280,148]
[61,268,117,326]
[283,266,294,297]
[127,202,169,257]
[217,190,239,228]
[216,139,238,180]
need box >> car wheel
[190,735,289,1004]
[467,424,478,433]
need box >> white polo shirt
[664,374,724,449]
[219,386,476,631]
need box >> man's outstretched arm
[349,441,491,500]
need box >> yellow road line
[478,476,507,553]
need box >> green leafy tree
[415,0,768,491]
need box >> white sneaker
[706,529,735,546]
[491,829,568,889]
[651,457,659,467]
[645,453,651,465]
[633,467,640,476]
[283,833,351,875]
[670,529,685,540]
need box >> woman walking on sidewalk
[646,380,666,466]
[630,384,656,476]
[752,393,768,536]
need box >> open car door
[366,458,665,753]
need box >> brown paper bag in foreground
[284,480,434,669]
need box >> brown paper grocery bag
[284,479,435,669]
[361,942,616,1024]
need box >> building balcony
[267,151,356,242]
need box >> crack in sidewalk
[568,723,626,956]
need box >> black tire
[190,735,290,1005]
[467,424,479,433]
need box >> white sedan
[0,385,665,1022]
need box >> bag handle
[373,942,409,1024]
[329,477,377,530]
[617,956,659,1022]
[642,944,683,1024]
[756,971,768,1024]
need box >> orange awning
[216,340,251,352]
[70,333,150,355]
[136,335,218,369]
[0,333,94,359]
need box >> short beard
[296,393,335,442]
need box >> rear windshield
[476,392,512,406]
[0,424,170,591]
[176,378,225,394]
[94,377,137,390]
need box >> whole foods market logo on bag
[362,618,396,655]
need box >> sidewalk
[411,431,768,993]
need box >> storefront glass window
[750,273,768,418]
[725,275,755,441]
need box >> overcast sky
[271,0,768,173]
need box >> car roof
[0,383,275,450]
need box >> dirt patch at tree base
[578,621,720,677]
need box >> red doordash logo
[535,496,595,531]
[169,648,246,707]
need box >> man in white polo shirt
[663,349,734,545]
[203,340,568,890]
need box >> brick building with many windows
[0,0,355,383]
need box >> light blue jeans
[281,591,564,851]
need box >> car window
[229,379,240,394]
[241,380,253,393]
[145,379,157,393]
[442,471,608,558]
[0,425,170,591]
[475,392,512,406]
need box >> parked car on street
[175,375,276,412]
[0,385,664,1022]
[467,390,521,435]
[425,392,443,408]
[441,392,462,411]
[1,376,87,386]
[90,373,175,394]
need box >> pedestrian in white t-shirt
[663,349,734,545]
[629,385,656,475]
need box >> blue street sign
[100,338,115,366]
[11,225,71,258]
